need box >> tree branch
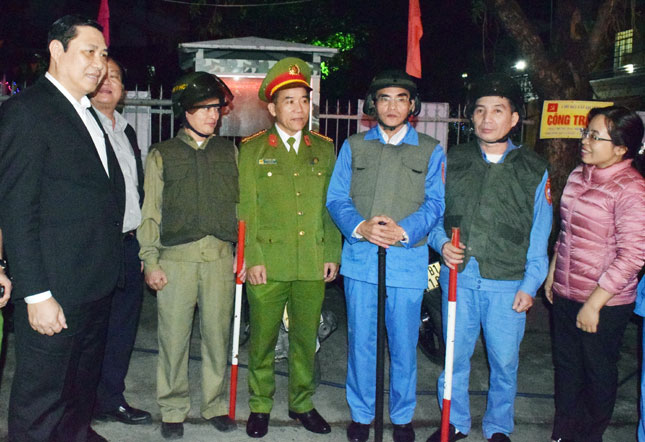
[585,0,627,70]
[487,0,565,97]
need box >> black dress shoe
[288,408,331,434]
[488,433,511,442]
[209,414,237,432]
[552,439,575,442]
[161,422,184,440]
[427,424,468,442]
[95,404,152,425]
[246,412,270,438]
[347,421,370,442]
[393,423,415,442]
[86,427,108,442]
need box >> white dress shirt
[378,123,409,145]
[45,73,109,176]
[275,124,302,153]
[94,109,142,233]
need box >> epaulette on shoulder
[241,129,267,144]
[309,130,333,143]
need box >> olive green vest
[349,131,439,247]
[444,141,547,279]
[156,134,239,246]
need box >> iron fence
[1,89,531,154]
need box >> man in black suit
[0,15,125,442]
[90,57,152,426]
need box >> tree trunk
[486,0,627,207]
[537,138,579,209]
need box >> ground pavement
[0,282,640,441]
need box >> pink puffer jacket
[553,159,645,305]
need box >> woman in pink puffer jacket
[545,106,645,442]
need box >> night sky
[0,0,554,105]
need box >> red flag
[406,0,423,78]
[97,0,110,47]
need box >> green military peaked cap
[258,57,312,102]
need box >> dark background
[0,0,554,105]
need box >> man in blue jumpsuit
[327,70,446,442]
[427,74,552,442]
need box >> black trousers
[94,235,144,412]
[8,295,111,442]
[551,295,633,442]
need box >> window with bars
[614,29,633,70]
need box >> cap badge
[288,64,301,75]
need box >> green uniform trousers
[156,249,234,422]
[247,279,324,413]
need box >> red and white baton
[441,227,460,442]
[229,220,246,420]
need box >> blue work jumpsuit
[428,141,552,439]
[327,123,445,425]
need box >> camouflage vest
[444,141,547,279]
[157,136,238,246]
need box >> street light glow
[514,60,527,71]
[461,72,468,78]
[624,64,635,74]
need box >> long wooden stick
[229,220,246,420]
[441,227,460,442]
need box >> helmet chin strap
[377,119,398,132]
[182,114,211,139]
[475,123,518,145]
[478,133,510,145]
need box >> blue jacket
[326,124,446,289]
[635,278,645,316]
[428,141,552,296]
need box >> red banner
[406,0,423,78]
[97,0,110,47]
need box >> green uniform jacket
[238,126,341,281]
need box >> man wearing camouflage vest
[326,70,446,442]
[427,74,552,442]
[138,72,239,440]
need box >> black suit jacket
[0,77,125,307]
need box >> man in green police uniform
[138,72,239,440]
[239,57,341,438]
